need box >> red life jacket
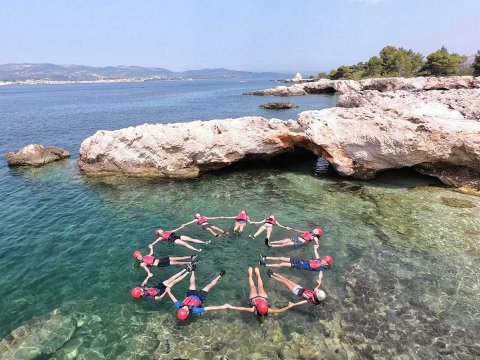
[264,216,276,225]
[236,211,248,221]
[182,296,201,307]
[301,289,320,304]
[308,259,324,269]
[146,288,158,296]
[196,216,208,225]
[161,231,172,240]
[300,232,313,241]
[143,255,155,266]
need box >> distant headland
[0,63,287,85]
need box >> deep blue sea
[0,80,479,359]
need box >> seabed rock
[0,311,76,360]
[6,144,70,167]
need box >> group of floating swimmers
[131,211,334,320]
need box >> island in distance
[0,63,288,84]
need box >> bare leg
[269,238,292,245]
[211,225,226,233]
[170,256,192,262]
[174,240,201,252]
[170,259,191,265]
[266,227,273,240]
[234,223,240,232]
[189,271,196,290]
[253,225,266,238]
[163,269,187,285]
[271,273,298,291]
[164,270,189,288]
[202,273,222,292]
[248,267,258,298]
[270,241,295,248]
[180,236,208,244]
[265,256,291,261]
[238,223,246,233]
[255,268,268,298]
[265,262,292,268]
[205,227,219,236]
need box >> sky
[0,0,479,73]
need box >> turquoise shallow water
[1,81,480,359]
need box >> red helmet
[154,229,162,236]
[323,255,334,265]
[313,228,324,237]
[255,299,269,315]
[131,287,143,299]
[177,307,190,320]
[132,250,142,259]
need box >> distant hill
[0,63,286,81]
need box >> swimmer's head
[177,306,190,320]
[131,287,143,299]
[314,289,326,302]
[132,250,142,260]
[154,229,163,236]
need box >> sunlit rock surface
[78,77,480,190]
[6,144,70,167]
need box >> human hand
[286,226,291,230]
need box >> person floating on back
[267,227,323,248]
[249,213,286,245]
[266,269,326,305]
[165,269,229,320]
[130,268,190,301]
[153,226,210,252]
[259,244,333,282]
[132,245,198,286]
[177,213,230,238]
[226,267,302,316]
[211,210,251,235]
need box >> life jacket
[264,216,276,225]
[161,231,172,240]
[300,232,313,242]
[308,259,325,270]
[143,255,155,266]
[301,289,320,304]
[196,215,208,225]
[182,295,201,308]
[146,288,158,297]
[236,211,248,221]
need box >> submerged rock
[0,311,76,359]
[259,102,298,109]
[6,144,70,167]
[440,196,476,208]
[329,182,363,192]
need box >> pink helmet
[323,255,334,265]
[154,229,163,236]
[313,228,324,237]
[177,307,190,320]
[132,250,142,259]
[255,299,269,315]
[131,287,143,299]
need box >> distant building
[293,72,302,82]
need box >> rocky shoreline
[78,76,480,190]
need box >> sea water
[0,80,479,359]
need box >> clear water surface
[0,80,479,359]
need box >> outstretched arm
[150,238,162,247]
[140,264,153,287]
[147,244,154,256]
[208,216,236,220]
[164,288,178,303]
[269,301,305,314]
[154,292,168,301]
[313,244,320,260]
[275,221,286,229]
[226,305,255,313]
[285,227,304,234]
[203,304,230,311]
[315,272,324,289]
[171,220,197,232]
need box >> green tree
[379,46,399,75]
[367,56,383,77]
[422,46,467,76]
[330,65,353,80]
[473,50,480,76]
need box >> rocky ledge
[6,144,70,167]
[79,77,480,190]
[245,76,480,96]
